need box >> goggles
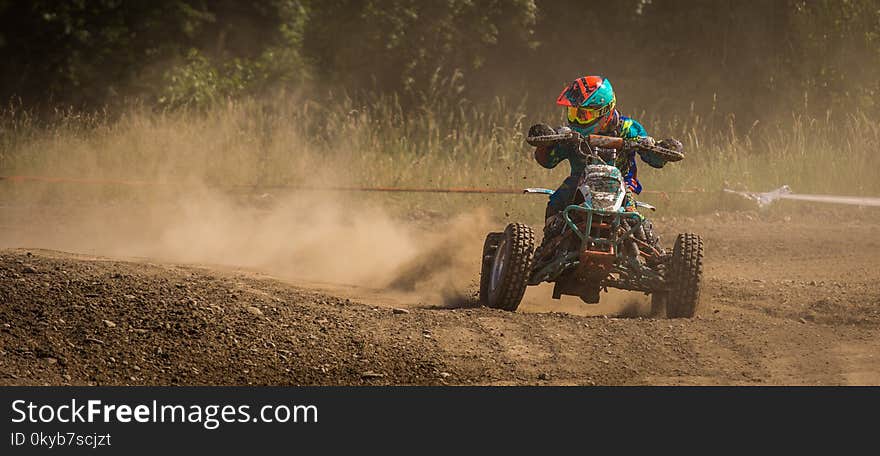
[567,101,615,126]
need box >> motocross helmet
[556,76,617,135]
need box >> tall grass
[1,94,878,221]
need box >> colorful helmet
[556,76,617,134]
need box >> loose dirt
[2,204,878,386]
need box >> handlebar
[526,131,685,162]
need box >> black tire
[479,232,505,305]
[480,223,535,311]
[666,233,704,318]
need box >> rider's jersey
[535,113,666,194]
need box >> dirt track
[1,208,879,386]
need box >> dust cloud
[1,181,656,314]
[0,184,493,307]
[520,284,651,318]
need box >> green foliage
[0,0,878,117]
[159,50,225,108]
[301,0,537,94]
[790,0,880,111]
[158,42,309,108]
[0,0,307,108]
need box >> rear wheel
[665,233,705,318]
[480,223,535,312]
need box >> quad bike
[479,128,704,318]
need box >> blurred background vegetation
[2,0,878,115]
[1,0,879,219]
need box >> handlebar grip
[525,133,574,147]
[646,145,685,162]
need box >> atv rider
[530,75,683,255]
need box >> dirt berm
[1,209,879,385]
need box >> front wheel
[665,233,705,318]
[479,232,504,305]
[479,223,535,312]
